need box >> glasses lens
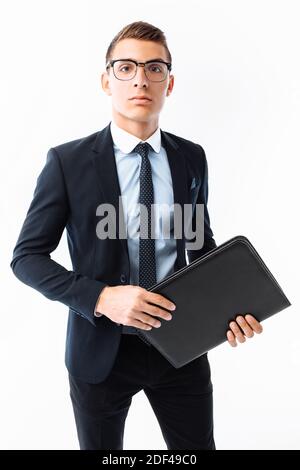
[145,62,168,81]
[113,61,136,80]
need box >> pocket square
[190,177,198,190]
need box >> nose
[133,65,149,87]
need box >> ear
[166,74,174,97]
[101,71,112,97]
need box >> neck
[112,110,159,141]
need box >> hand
[226,314,263,347]
[95,285,176,331]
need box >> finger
[138,312,162,328]
[145,291,176,312]
[229,321,246,343]
[125,318,153,331]
[227,330,237,347]
[236,315,254,338]
[141,301,173,321]
[245,314,263,334]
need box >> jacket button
[120,274,127,283]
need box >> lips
[130,96,152,101]
[130,96,152,105]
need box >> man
[10,21,263,450]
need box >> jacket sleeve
[186,146,217,263]
[10,147,107,327]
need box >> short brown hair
[105,21,172,67]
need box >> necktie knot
[133,142,151,158]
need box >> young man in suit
[10,21,263,450]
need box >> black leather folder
[136,235,291,368]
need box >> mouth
[129,97,152,104]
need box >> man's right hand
[95,285,176,331]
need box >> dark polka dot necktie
[134,142,157,290]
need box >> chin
[116,107,154,123]
[127,110,152,121]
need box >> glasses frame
[106,59,172,82]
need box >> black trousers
[68,334,215,450]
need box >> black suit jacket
[10,122,216,383]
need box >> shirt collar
[110,119,161,154]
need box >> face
[101,39,174,126]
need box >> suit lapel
[161,130,189,269]
[91,122,129,263]
[91,122,189,273]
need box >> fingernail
[170,304,176,310]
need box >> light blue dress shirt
[110,119,177,286]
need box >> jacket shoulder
[51,130,99,157]
[163,129,205,155]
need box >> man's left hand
[227,314,263,347]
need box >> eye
[149,64,163,73]
[116,62,135,74]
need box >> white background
[1,0,299,450]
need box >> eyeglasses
[106,59,172,82]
